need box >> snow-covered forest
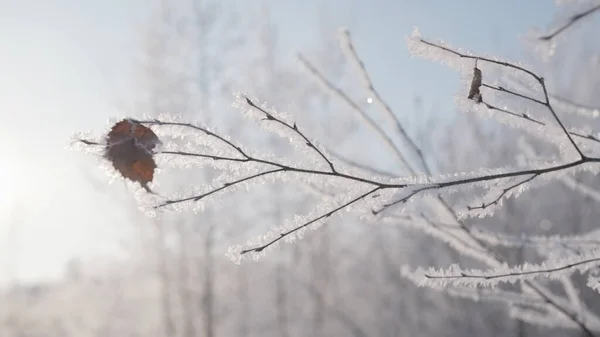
[3,0,600,336]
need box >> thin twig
[340,30,429,174]
[540,3,600,40]
[372,186,432,215]
[539,79,586,158]
[482,83,546,106]
[419,39,544,81]
[425,256,600,281]
[159,150,249,162]
[158,168,285,208]
[483,99,544,126]
[324,146,399,178]
[467,174,538,210]
[78,139,101,146]
[297,53,413,172]
[472,228,600,248]
[419,213,491,256]
[245,97,337,173]
[240,186,381,254]
[481,99,600,145]
[140,119,250,158]
[550,94,600,113]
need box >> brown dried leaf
[467,66,483,103]
[104,120,159,193]
[107,119,160,151]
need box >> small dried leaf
[467,66,483,103]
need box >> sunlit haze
[0,0,556,284]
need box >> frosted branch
[413,35,586,158]
[481,99,600,145]
[240,186,381,254]
[467,174,538,211]
[422,250,600,285]
[245,97,337,173]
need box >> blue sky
[0,0,558,284]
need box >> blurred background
[1,0,599,336]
